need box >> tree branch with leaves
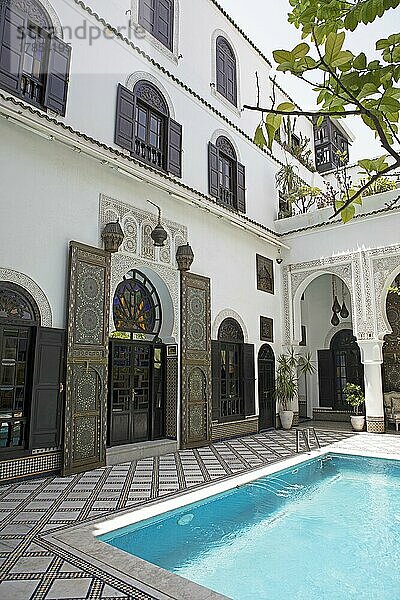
[247,0,400,222]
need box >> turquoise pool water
[100,454,400,599]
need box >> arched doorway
[258,344,276,430]
[318,329,363,410]
[0,283,40,453]
[108,270,166,446]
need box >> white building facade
[0,0,398,482]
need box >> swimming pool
[100,454,400,600]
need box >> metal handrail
[296,427,321,453]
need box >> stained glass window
[113,271,161,338]
[0,285,39,323]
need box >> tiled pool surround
[1,430,398,600]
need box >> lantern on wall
[147,200,168,247]
[176,243,195,272]
[102,220,124,253]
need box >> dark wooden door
[109,341,165,447]
[258,345,275,430]
[0,324,34,453]
[30,327,65,449]
[330,330,363,409]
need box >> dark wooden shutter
[138,0,155,32]
[30,328,65,449]
[243,344,255,416]
[115,84,136,152]
[168,118,182,177]
[0,4,25,93]
[208,142,220,198]
[216,47,227,98]
[43,37,71,116]
[318,350,335,408]
[211,341,221,421]
[156,0,174,50]
[237,162,246,213]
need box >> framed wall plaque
[260,316,274,342]
[256,254,274,294]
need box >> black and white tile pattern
[0,430,353,599]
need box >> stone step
[106,439,178,466]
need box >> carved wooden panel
[181,273,211,448]
[63,243,111,476]
[256,254,274,294]
[383,290,400,392]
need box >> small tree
[343,383,365,415]
[276,349,315,411]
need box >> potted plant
[276,350,315,430]
[343,383,365,432]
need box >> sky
[218,0,397,163]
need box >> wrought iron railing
[133,139,164,169]
[21,74,44,105]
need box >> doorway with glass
[108,270,166,448]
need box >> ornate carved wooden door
[181,273,212,449]
[63,243,111,476]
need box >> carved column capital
[357,339,384,364]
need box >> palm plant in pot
[276,349,315,430]
[343,383,365,432]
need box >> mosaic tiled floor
[0,430,355,600]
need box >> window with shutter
[0,0,70,115]
[208,136,246,212]
[216,36,237,106]
[212,318,246,423]
[115,81,182,177]
[138,0,174,51]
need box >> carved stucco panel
[0,268,52,327]
[110,254,180,342]
[369,246,400,337]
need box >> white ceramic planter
[280,410,294,430]
[350,415,365,432]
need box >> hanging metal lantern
[340,301,349,319]
[331,312,340,327]
[151,223,168,247]
[340,282,349,319]
[147,200,168,247]
[332,296,341,313]
[176,243,195,272]
[331,276,341,313]
[102,220,124,253]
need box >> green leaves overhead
[265,114,282,150]
[358,155,389,174]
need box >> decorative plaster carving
[283,257,354,344]
[0,268,52,327]
[368,244,400,338]
[8,0,63,37]
[210,129,241,162]
[212,309,249,343]
[100,194,186,343]
[125,72,176,119]
[324,322,353,349]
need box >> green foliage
[276,349,315,411]
[343,383,365,415]
[254,0,400,223]
[360,175,397,196]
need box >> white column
[357,339,385,433]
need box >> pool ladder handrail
[296,428,321,453]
